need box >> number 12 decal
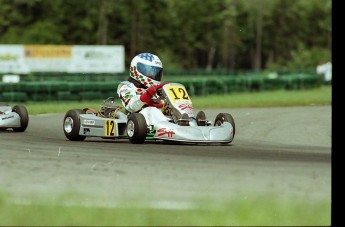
[105,120,115,136]
[167,86,190,101]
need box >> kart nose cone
[154,121,233,143]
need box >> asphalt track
[0,106,331,208]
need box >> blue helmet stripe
[138,53,154,62]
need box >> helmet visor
[137,62,163,81]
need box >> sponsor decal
[84,51,111,59]
[0,54,18,61]
[24,45,71,58]
[2,115,14,120]
[157,128,175,138]
[83,119,95,125]
[178,103,193,111]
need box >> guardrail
[0,74,324,102]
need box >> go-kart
[63,82,235,144]
[0,102,29,132]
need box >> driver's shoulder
[118,80,132,87]
[117,81,135,92]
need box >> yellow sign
[166,85,191,103]
[104,120,116,136]
[24,45,71,58]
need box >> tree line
[0,0,331,72]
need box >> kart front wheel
[214,113,235,140]
[63,109,86,141]
[126,113,147,144]
[12,105,29,132]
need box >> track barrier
[0,73,324,102]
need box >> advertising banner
[0,45,29,73]
[24,45,72,72]
[0,45,125,73]
[68,45,125,73]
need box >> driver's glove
[140,82,169,105]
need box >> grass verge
[0,194,330,226]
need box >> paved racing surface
[0,106,331,208]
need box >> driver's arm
[117,82,168,112]
[117,82,146,113]
[139,83,168,108]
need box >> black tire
[12,105,29,132]
[126,113,147,144]
[214,113,236,139]
[63,109,86,141]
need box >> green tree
[0,0,332,71]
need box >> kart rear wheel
[12,105,29,132]
[214,113,235,139]
[127,113,147,144]
[63,109,86,141]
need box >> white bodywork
[153,120,233,143]
[139,106,234,143]
[0,106,21,128]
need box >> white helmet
[129,53,163,88]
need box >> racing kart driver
[117,53,170,125]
